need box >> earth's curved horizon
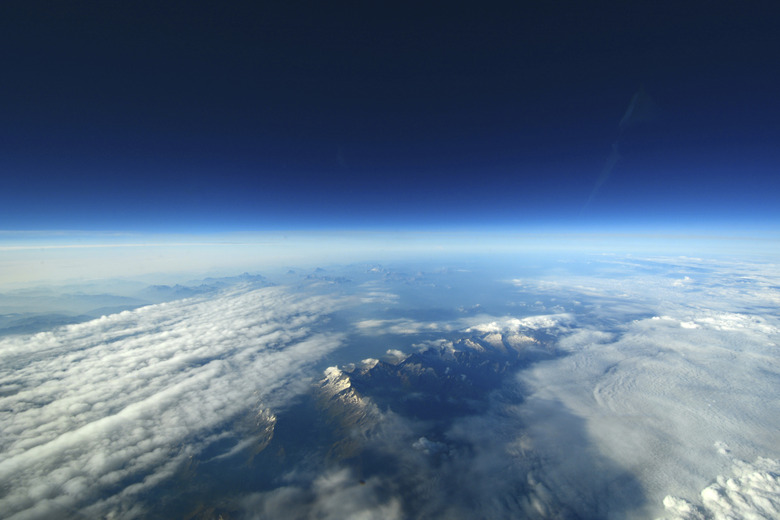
[1,243,778,519]
[2,2,778,517]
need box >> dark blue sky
[2,2,778,232]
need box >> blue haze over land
[1,2,779,519]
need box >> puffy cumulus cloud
[0,285,344,519]
[661,457,780,520]
[239,468,402,520]
[672,276,693,287]
[382,349,409,364]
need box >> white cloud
[239,468,403,520]
[0,285,344,519]
[354,312,570,343]
[662,457,780,520]
[354,318,446,335]
[359,291,400,304]
[512,258,780,518]
[6,253,772,518]
[465,314,572,334]
[382,349,408,364]
[219,252,780,519]
[556,329,613,351]
[412,436,447,455]
[672,276,693,287]
[692,311,779,334]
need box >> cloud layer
[0,285,343,519]
[244,255,780,519]
[509,256,780,518]
[2,254,779,519]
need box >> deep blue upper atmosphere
[1,2,778,232]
